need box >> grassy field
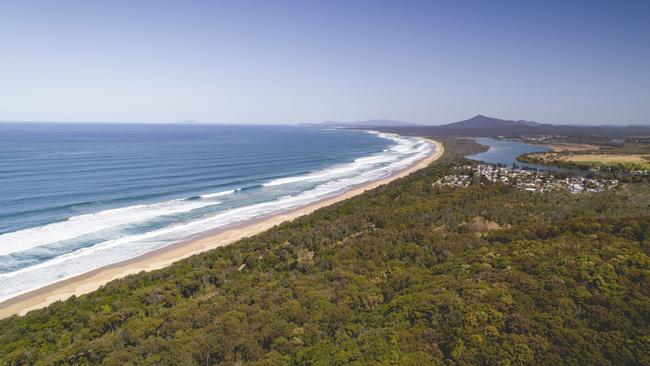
[545,142,601,152]
[519,148,650,172]
[567,154,650,168]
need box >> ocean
[0,123,431,302]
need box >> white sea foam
[264,132,419,187]
[200,189,236,199]
[0,199,220,256]
[263,164,361,187]
[0,132,434,302]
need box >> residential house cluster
[434,164,618,194]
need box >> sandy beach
[0,139,444,319]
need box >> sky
[0,0,649,125]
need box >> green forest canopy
[1,139,649,365]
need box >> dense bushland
[1,140,649,365]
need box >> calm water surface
[466,138,551,168]
[466,137,593,175]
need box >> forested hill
[1,139,650,365]
[372,115,650,139]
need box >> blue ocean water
[0,123,431,301]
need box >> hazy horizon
[2,114,649,127]
[1,0,649,125]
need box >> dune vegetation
[1,139,649,365]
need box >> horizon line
[1,117,649,127]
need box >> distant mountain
[435,115,542,132]
[372,115,650,140]
[307,119,419,128]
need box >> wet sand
[0,139,443,319]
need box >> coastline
[0,139,444,319]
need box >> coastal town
[434,164,619,194]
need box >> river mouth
[465,138,589,175]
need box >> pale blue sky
[0,0,648,125]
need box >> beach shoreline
[0,138,444,319]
